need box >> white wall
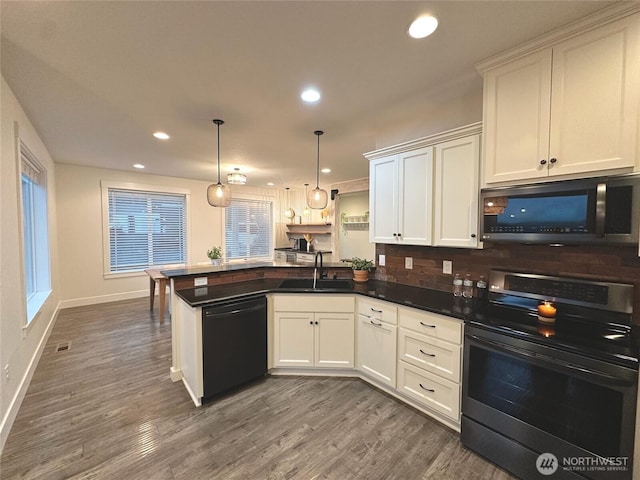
[0,76,61,451]
[337,191,375,262]
[56,164,288,306]
[373,73,483,150]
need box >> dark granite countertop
[174,278,476,321]
[162,261,350,278]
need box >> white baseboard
[58,289,148,309]
[170,367,182,382]
[0,301,60,453]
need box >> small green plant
[207,246,223,259]
[350,257,374,271]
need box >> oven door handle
[467,334,636,386]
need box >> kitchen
[2,1,640,479]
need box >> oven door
[462,324,637,480]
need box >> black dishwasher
[202,296,267,400]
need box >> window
[104,185,187,273]
[225,197,273,261]
[19,141,51,323]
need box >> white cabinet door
[433,135,480,248]
[483,14,640,185]
[315,313,354,368]
[548,14,640,177]
[273,312,314,367]
[397,147,433,246]
[369,148,433,245]
[357,314,397,388]
[369,155,398,243]
[483,49,552,184]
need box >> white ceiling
[1,0,616,189]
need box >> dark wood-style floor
[1,298,515,480]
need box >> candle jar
[537,301,557,324]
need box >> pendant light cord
[314,130,323,189]
[213,119,224,184]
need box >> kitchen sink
[278,279,352,290]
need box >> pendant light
[308,130,328,209]
[207,119,231,207]
[284,187,295,221]
[302,183,311,219]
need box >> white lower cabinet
[356,297,398,388]
[357,314,397,387]
[272,293,464,430]
[397,362,460,421]
[397,306,463,424]
[273,295,354,369]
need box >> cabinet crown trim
[476,3,640,74]
[363,122,482,160]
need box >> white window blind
[225,198,273,261]
[107,188,186,272]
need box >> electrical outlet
[443,260,452,275]
[378,254,386,266]
[194,277,208,287]
[405,257,413,269]
[4,364,9,381]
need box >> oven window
[467,345,623,457]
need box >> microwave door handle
[595,182,607,238]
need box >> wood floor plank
[1,298,516,479]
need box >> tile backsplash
[374,243,640,323]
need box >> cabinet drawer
[398,306,462,344]
[398,328,461,382]
[273,294,354,313]
[397,361,460,422]
[357,297,397,325]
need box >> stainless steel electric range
[462,270,638,480]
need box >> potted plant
[207,246,223,266]
[351,257,374,283]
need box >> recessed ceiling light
[133,163,145,169]
[301,88,321,103]
[153,131,170,140]
[408,15,438,39]
[321,168,331,173]
[267,182,275,186]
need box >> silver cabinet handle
[370,320,383,327]
[419,349,435,357]
[419,383,435,392]
[371,308,382,313]
[420,321,436,328]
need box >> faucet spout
[313,251,324,288]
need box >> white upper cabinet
[366,123,482,248]
[369,147,433,246]
[433,134,481,248]
[481,10,640,185]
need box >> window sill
[24,289,52,335]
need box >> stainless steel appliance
[480,174,640,245]
[462,270,637,480]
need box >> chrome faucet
[313,251,325,288]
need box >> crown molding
[476,2,640,74]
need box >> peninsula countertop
[174,278,477,321]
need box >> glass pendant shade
[207,119,232,207]
[308,187,328,209]
[207,182,232,207]
[309,130,328,209]
[302,184,311,217]
[284,187,295,220]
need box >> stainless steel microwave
[480,175,640,245]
